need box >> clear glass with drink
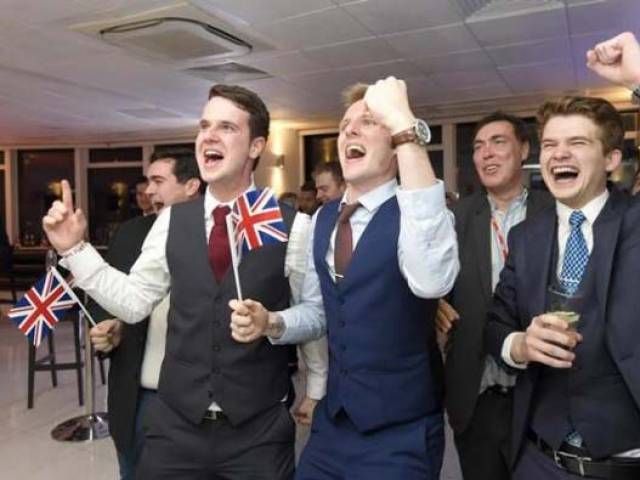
[547,286,582,332]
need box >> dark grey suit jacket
[444,189,552,435]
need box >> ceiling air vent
[69,3,273,65]
[100,17,251,62]
[184,62,272,83]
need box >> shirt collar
[340,178,397,213]
[204,179,257,218]
[487,187,528,215]
[556,188,609,227]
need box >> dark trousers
[117,388,156,480]
[454,387,513,480]
[136,395,295,480]
[514,440,586,480]
[296,399,444,480]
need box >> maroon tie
[208,205,231,282]
[334,203,360,281]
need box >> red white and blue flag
[8,269,77,347]
[231,188,288,256]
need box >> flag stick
[49,266,97,327]
[226,214,243,301]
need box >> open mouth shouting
[345,144,366,162]
[483,164,500,175]
[202,148,224,167]
[550,165,580,185]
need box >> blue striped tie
[559,211,588,295]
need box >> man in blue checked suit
[484,93,640,479]
[231,76,459,479]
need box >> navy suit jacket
[484,188,638,464]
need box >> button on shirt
[274,179,459,345]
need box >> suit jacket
[88,213,156,454]
[444,189,552,434]
[484,188,639,464]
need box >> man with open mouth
[230,76,459,479]
[485,31,640,479]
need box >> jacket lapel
[525,208,557,320]
[471,199,493,303]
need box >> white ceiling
[0,0,637,144]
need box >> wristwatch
[391,118,431,148]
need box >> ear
[249,137,266,160]
[184,178,201,197]
[605,148,622,173]
[520,141,530,163]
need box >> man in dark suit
[485,94,640,479]
[88,147,202,480]
[438,112,552,480]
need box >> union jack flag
[231,188,288,256]
[8,270,77,348]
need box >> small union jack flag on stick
[225,188,289,300]
[8,266,95,347]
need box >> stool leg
[48,332,58,387]
[72,318,84,406]
[27,342,35,409]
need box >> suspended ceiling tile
[342,0,463,35]
[385,23,480,58]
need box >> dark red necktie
[334,202,360,282]
[208,205,231,282]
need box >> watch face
[414,119,431,145]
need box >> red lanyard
[491,215,509,263]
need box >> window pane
[88,167,144,245]
[429,150,444,180]
[0,150,5,165]
[0,170,5,229]
[18,149,74,246]
[89,147,143,163]
[304,134,338,181]
[430,125,442,145]
[153,142,195,156]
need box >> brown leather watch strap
[391,128,417,148]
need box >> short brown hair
[208,84,270,141]
[342,83,369,109]
[312,160,344,183]
[537,96,624,155]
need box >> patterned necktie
[334,202,361,281]
[559,210,588,295]
[208,205,231,282]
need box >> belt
[203,410,229,422]
[484,384,513,396]
[527,431,640,479]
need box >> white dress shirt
[275,178,459,345]
[501,189,609,368]
[63,185,327,407]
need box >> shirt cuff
[396,179,446,220]
[305,373,327,400]
[59,243,106,285]
[502,332,528,369]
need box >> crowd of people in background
[13,29,640,480]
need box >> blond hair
[341,83,369,109]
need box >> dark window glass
[88,167,144,245]
[429,150,444,179]
[0,170,5,229]
[430,125,442,145]
[18,149,74,246]
[153,142,195,156]
[304,134,338,181]
[620,111,638,132]
[0,150,5,165]
[89,147,143,163]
